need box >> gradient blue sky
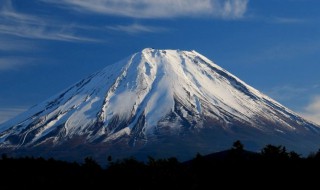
[1,0,320,124]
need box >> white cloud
[300,96,320,125]
[43,0,249,19]
[220,0,248,19]
[0,24,94,42]
[106,23,167,34]
[0,0,95,42]
[0,107,26,124]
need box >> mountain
[0,48,319,162]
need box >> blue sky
[0,0,320,124]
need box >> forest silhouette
[0,141,319,188]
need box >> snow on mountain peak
[0,48,319,161]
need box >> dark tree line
[1,141,320,188]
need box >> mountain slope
[0,48,319,161]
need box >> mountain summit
[1,48,319,161]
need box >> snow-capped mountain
[0,48,319,161]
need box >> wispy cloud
[106,23,167,34]
[0,57,36,71]
[300,96,320,125]
[0,37,37,52]
[0,107,26,124]
[242,40,320,64]
[265,85,308,102]
[265,84,320,125]
[271,17,307,24]
[0,0,95,42]
[42,0,249,19]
